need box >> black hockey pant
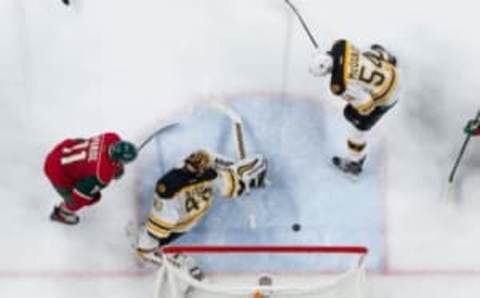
[344,102,396,131]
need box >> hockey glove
[235,155,268,194]
[464,119,480,136]
[309,51,333,77]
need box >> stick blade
[205,94,243,124]
[441,182,457,204]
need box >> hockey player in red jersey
[464,118,480,136]
[309,40,399,176]
[44,132,137,225]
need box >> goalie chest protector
[156,168,218,199]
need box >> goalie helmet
[309,52,333,77]
[184,150,212,174]
[109,141,138,163]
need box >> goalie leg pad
[135,228,163,266]
[136,247,163,266]
[168,253,205,281]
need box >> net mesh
[155,246,368,298]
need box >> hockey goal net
[155,245,368,298]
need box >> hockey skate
[332,156,366,178]
[50,205,79,225]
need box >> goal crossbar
[162,245,368,255]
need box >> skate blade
[329,160,361,182]
[441,182,457,204]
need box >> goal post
[155,245,369,298]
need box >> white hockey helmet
[309,52,333,77]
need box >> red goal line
[162,245,368,255]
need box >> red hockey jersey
[44,132,123,190]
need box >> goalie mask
[309,52,333,77]
[109,141,138,163]
[184,150,212,174]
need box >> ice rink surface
[2,0,480,297]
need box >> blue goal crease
[135,96,384,271]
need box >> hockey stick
[206,96,246,159]
[444,109,480,203]
[448,135,472,184]
[206,95,257,229]
[137,103,198,153]
[137,121,179,153]
[284,0,319,49]
[448,109,480,184]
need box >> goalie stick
[206,96,247,159]
[206,95,257,229]
[284,0,319,49]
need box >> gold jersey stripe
[237,159,257,177]
[148,208,208,233]
[175,208,209,229]
[342,41,352,89]
[348,140,367,152]
[148,212,176,228]
[372,67,398,104]
[226,169,236,197]
[354,98,376,116]
[146,221,171,237]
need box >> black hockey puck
[292,223,301,232]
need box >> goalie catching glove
[220,154,268,197]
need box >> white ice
[2,0,480,297]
